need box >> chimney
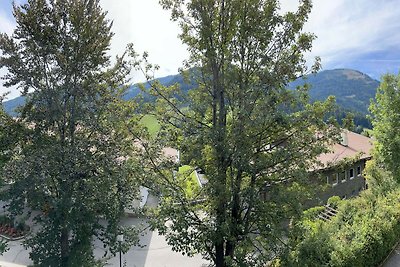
[341,130,348,147]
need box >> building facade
[315,130,373,203]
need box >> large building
[315,130,373,202]
[165,130,374,205]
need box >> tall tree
[370,73,400,182]
[0,1,142,265]
[139,0,337,266]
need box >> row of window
[340,186,364,199]
[326,165,362,186]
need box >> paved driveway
[0,195,208,267]
[0,218,207,267]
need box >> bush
[327,196,341,209]
[282,188,400,267]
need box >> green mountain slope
[3,69,379,119]
[289,69,379,115]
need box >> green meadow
[140,114,161,136]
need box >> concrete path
[0,195,208,267]
[0,224,207,267]
[0,261,27,267]
[382,242,400,267]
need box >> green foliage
[302,206,325,220]
[3,68,378,125]
[341,112,355,131]
[282,188,400,267]
[177,165,200,198]
[281,71,400,267]
[139,0,339,266]
[328,106,371,132]
[0,0,143,265]
[0,101,25,171]
[370,72,400,182]
[326,196,341,209]
[0,215,12,226]
[364,158,397,196]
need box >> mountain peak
[290,68,379,114]
[323,69,377,82]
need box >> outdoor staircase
[318,205,338,221]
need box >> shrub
[327,196,341,209]
[282,188,400,267]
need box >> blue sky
[1,0,400,100]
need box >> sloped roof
[317,130,373,168]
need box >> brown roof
[317,130,373,168]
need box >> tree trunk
[60,227,69,266]
[226,170,242,259]
[213,70,228,267]
[215,241,225,267]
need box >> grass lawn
[140,114,161,136]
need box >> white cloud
[100,0,188,82]
[2,0,400,100]
[305,0,400,69]
[2,0,188,100]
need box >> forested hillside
[3,68,378,125]
[289,68,379,115]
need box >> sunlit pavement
[98,218,207,267]
[0,195,208,267]
[0,261,27,267]
[0,222,207,267]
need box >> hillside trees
[139,0,338,266]
[0,0,143,265]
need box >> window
[339,171,346,183]
[357,166,361,176]
[332,173,338,186]
[349,168,354,179]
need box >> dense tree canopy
[0,0,143,265]
[281,71,400,267]
[135,0,339,266]
[281,187,400,267]
[370,73,400,182]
